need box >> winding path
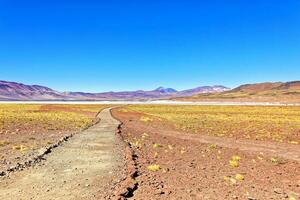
[0,108,124,200]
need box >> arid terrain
[0,104,109,174]
[1,0,299,199]
[0,107,126,199]
[112,105,300,199]
[0,104,300,199]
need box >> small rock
[274,188,283,194]
[297,180,300,187]
[187,189,192,193]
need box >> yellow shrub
[235,174,244,181]
[153,143,163,148]
[140,116,153,122]
[229,160,239,168]
[147,164,161,172]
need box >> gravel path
[0,108,125,200]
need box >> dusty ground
[112,108,300,200]
[1,104,300,199]
[0,104,107,174]
[126,105,300,144]
[0,108,126,200]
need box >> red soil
[112,109,300,200]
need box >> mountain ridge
[0,80,229,101]
[178,81,300,103]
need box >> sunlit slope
[177,81,300,103]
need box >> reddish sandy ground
[112,108,300,200]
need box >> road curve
[0,107,125,200]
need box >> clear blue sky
[0,0,299,92]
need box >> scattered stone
[274,188,283,194]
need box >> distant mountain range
[178,81,300,103]
[0,80,229,101]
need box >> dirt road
[0,108,125,200]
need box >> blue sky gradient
[0,0,299,92]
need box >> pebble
[187,189,192,193]
[274,188,283,194]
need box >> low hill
[177,81,300,103]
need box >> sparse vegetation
[147,164,161,172]
[127,105,300,143]
[271,157,282,165]
[153,143,163,148]
[235,173,244,181]
[208,143,217,150]
[0,104,109,170]
[0,104,106,135]
[140,116,153,122]
[113,105,300,200]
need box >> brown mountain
[179,81,300,103]
[0,80,229,101]
[0,81,67,100]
